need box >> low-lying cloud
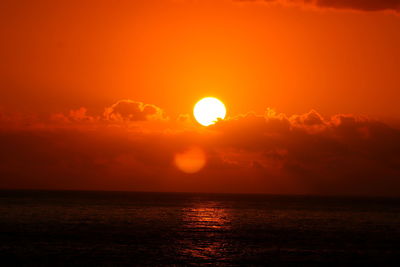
[0,100,399,196]
[104,99,166,122]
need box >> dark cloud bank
[1,101,400,196]
[239,0,400,13]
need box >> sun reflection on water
[179,201,233,263]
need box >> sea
[0,190,399,266]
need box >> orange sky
[1,0,399,118]
[1,0,400,195]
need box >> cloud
[104,100,167,122]
[210,110,400,195]
[0,102,400,196]
[316,0,400,12]
[238,0,400,13]
[50,107,98,124]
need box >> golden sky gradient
[1,0,400,195]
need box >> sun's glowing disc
[193,97,226,126]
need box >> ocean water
[0,191,399,266]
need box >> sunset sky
[1,0,400,195]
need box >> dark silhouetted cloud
[238,0,400,13]
[0,102,400,196]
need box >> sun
[193,97,226,126]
